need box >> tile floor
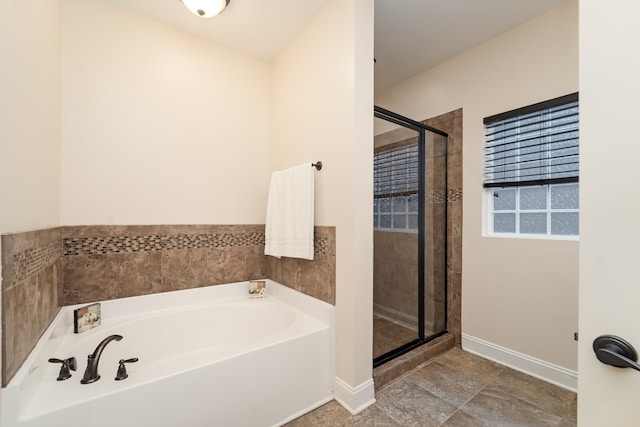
[286,347,577,426]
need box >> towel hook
[312,161,322,171]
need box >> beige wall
[376,0,579,372]
[0,0,62,233]
[270,0,374,405]
[61,0,271,225]
[0,0,63,384]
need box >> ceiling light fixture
[180,0,230,18]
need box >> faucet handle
[115,358,139,381]
[48,357,77,381]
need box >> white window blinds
[374,144,419,198]
[483,93,579,188]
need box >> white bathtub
[1,280,335,427]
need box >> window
[373,143,419,231]
[484,93,579,237]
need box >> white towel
[265,163,314,260]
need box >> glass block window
[374,143,419,231]
[485,93,579,237]
[491,183,579,236]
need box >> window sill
[485,233,579,242]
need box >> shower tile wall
[1,228,63,387]
[373,231,419,327]
[373,132,422,339]
[424,130,448,335]
[1,224,336,387]
[424,109,463,344]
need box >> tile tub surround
[61,225,335,305]
[62,224,269,304]
[1,224,336,387]
[1,228,63,387]
[267,226,336,305]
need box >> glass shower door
[373,106,448,366]
[373,115,421,360]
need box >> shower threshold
[373,332,455,390]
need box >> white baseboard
[462,334,577,392]
[333,377,376,415]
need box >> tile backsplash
[1,224,335,387]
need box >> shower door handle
[593,335,640,372]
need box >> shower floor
[373,313,417,359]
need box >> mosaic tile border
[425,188,463,203]
[425,190,447,203]
[62,233,329,256]
[165,233,265,250]
[11,240,62,284]
[8,231,329,278]
[315,236,329,255]
[62,233,266,255]
[448,188,463,202]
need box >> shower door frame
[373,105,449,368]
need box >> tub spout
[81,334,123,384]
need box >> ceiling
[374,0,568,92]
[104,0,569,93]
